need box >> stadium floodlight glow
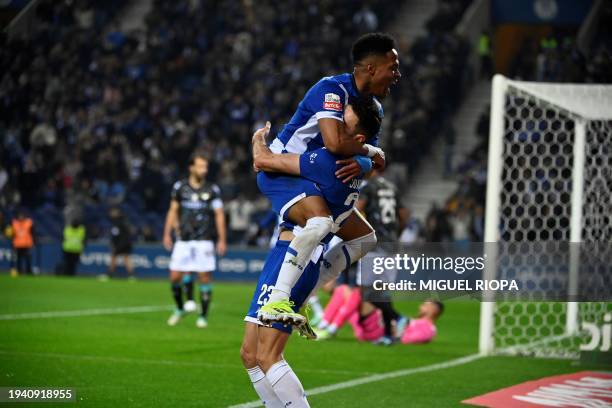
[480,74,612,359]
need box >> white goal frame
[479,74,612,356]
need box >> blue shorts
[257,172,322,221]
[244,240,321,334]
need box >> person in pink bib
[320,294,443,344]
[398,300,442,344]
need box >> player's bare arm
[163,200,180,251]
[319,117,367,156]
[252,122,301,176]
[214,207,227,256]
[321,104,385,183]
[319,118,385,172]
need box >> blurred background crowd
[0,0,610,249]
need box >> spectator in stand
[9,0,589,245]
[399,208,422,246]
[424,204,453,242]
[450,203,471,249]
[471,205,484,241]
[353,4,379,32]
[442,118,456,178]
[226,193,256,246]
[478,30,493,78]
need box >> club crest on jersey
[201,193,210,200]
[309,153,318,163]
[323,93,342,111]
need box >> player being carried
[240,99,382,408]
[256,32,401,328]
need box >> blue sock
[183,274,194,301]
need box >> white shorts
[169,240,216,272]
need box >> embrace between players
[158,32,440,408]
[238,33,414,408]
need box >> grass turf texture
[0,274,604,407]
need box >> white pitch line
[228,353,484,408]
[0,305,173,320]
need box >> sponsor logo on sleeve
[323,93,342,111]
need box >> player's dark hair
[352,32,396,64]
[188,150,209,166]
[351,98,382,140]
[433,300,444,316]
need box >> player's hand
[372,152,386,170]
[252,121,272,172]
[163,234,173,251]
[216,240,227,257]
[335,158,362,183]
[363,144,384,159]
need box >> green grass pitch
[0,274,603,407]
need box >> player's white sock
[327,324,338,335]
[317,231,377,287]
[308,296,324,318]
[266,360,310,408]
[246,366,284,408]
[269,216,334,302]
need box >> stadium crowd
[431,25,612,246]
[417,0,612,247]
[0,0,474,243]
[510,33,611,83]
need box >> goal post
[480,74,612,358]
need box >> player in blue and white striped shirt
[240,99,383,408]
[256,33,401,329]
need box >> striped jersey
[269,73,383,154]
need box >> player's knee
[363,231,377,253]
[300,216,334,243]
[169,270,182,283]
[240,342,257,368]
[347,230,377,259]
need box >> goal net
[479,75,612,359]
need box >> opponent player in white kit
[163,151,227,328]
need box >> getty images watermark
[371,252,518,291]
[358,242,612,302]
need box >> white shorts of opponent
[169,240,216,273]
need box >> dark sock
[372,302,400,337]
[184,279,194,301]
[199,284,212,318]
[171,283,183,311]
